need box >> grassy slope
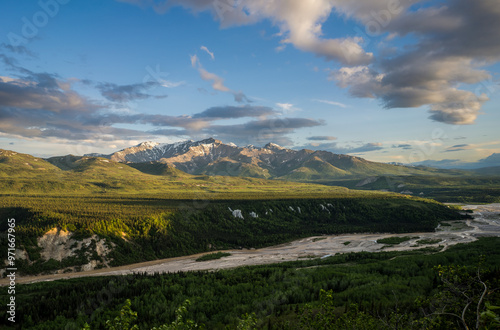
[0,150,368,196]
[323,175,500,203]
[0,149,469,275]
[474,165,500,176]
[127,162,192,177]
[0,149,60,177]
[3,149,497,202]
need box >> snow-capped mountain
[86,138,427,179]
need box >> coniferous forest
[0,238,499,329]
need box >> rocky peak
[136,141,160,149]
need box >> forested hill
[1,195,463,275]
[4,237,499,329]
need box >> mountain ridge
[83,138,470,180]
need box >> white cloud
[198,67,230,92]
[276,102,300,114]
[121,0,373,66]
[241,0,373,66]
[190,55,250,102]
[275,44,286,52]
[200,46,215,60]
[159,80,185,88]
[190,54,198,68]
[276,103,292,111]
[313,99,348,108]
[121,0,500,125]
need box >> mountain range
[83,138,495,180]
[1,138,498,183]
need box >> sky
[0,0,499,169]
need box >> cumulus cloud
[121,0,500,125]
[238,0,373,65]
[120,0,374,66]
[330,65,383,98]
[330,0,500,125]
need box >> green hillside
[202,159,272,179]
[128,161,192,177]
[325,175,500,203]
[0,149,61,177]
[1,149,498,203]
[474,165,500,176]
[281,157,350,180]
[47,155,144,176]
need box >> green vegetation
[0,194,463,274]
[1,238,498,329]
[342,241,350,246]
[325,175,500,203]
[417,238,442,245]
[3,148,500,204]
[2,148,381,197]
[376,236,415,245]
[196,252,231,262]
[1,147,499,329]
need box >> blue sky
[0,0,499,168]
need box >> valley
[3,203,499,287]
[1,142,499,329]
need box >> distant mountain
[1,144,498,200]
[87,138,469,180]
